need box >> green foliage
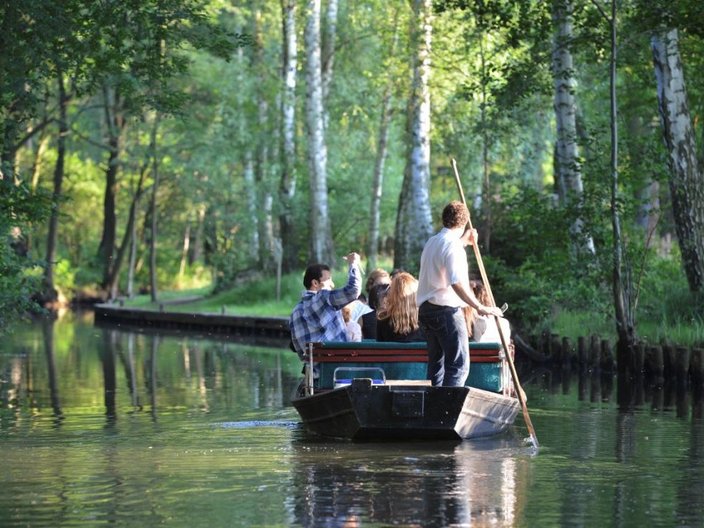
[0,0,702,349]
[0,177,50,330]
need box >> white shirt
[473,315,511,342]
[417,227,469,308]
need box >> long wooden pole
[451,158,539,449]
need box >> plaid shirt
[289,264,362,358]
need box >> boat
[291,341,520,441]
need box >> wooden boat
[291,341,520,441]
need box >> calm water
[1,313,703,527]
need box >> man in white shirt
[417,201,503,386]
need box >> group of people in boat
[289,201,506,387]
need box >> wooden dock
[94,303,290,342]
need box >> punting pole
[451,157,539,449]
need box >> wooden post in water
[601,339,615,372]
[542,332,552,361]
[551,333,562,364]
[651,345,665,382]
[634,343,646,375]
[690,348,704,386]
[662,343,675,379]
[675,346,691,385]
[562,336,573,369]
[589,335,600,370]
[578,336,587,368]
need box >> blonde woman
[376,272,425,342]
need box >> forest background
[1,0,703,354]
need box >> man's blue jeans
[418,302,469,387]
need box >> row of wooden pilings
[537,333,704,387]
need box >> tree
[42,72,69,302]
[552,0,595,258]
[651,28,704,293]
[278,0,298,271]
[367,12,399,272]
[394,0,434,273]
[304,0,335,264]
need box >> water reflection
[41,317,63,424]
[288,438,531,527]
[0,315,302,432]
[3,316,704,527]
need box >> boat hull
[292,378,520,441]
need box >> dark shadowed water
[1,313,703,527]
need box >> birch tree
[279,0,297,271]
[552,0,595,258]
[253,8,275,270]
[304,0,334,264]
[394,0,433,273]
[321,0,338,130]
[367,22,398,271]
[651,28,704,292]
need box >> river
[1,312,702,527]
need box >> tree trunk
[321,0,338,130]
[367,13,398,271]
[394,0,433,273]
[479,35,492,254]
[149,115,160,303]
[651,28,704,293]
[552,0,595,257]
[244,151,259,262]
[191,204,206,265]
[126,212,138,299]
[605,1,636,368]
[98,83,125,289]
[43,71,68,302]
[305,0,334,264]
[279,0,298,272]
[105,148,151,300]
[253,8,275,270]
[179,223,191,280]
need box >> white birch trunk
[368,86,392,271]
[652,29,704,292]
[552,0,595,256]
[305,0,334,264]
[394,0,433,272]
[321,0,338,131]
[254,8,275,269]
[148,114,159,303]
[179,223,190,280]
[367,16,398,271]
[279,0,298,270]
[244,151,259,262]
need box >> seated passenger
[365,268,391,295]
[471,281,511,343]
[342,302,363,342]
[376,272,425,342]
[361,282,389,340]
[289,253,362,359]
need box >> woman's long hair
[377,272,419,335]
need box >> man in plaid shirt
[289,252,363,359]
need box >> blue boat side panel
[467,363,503,392]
